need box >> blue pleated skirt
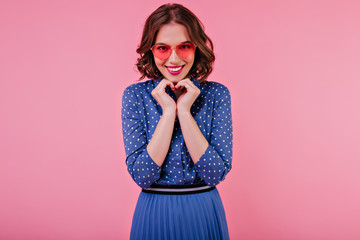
[130,187,230,240]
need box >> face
[152,22,195,83]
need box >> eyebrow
[153,40,192,46]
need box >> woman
[121,3,233,240]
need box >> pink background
[1,0,360,239]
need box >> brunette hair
[136,3,215,82]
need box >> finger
[174,81,194,91]
[154,81,167,93]
[165,80,175,90]
[175,78,194,88]
[152,81,168,97]
[160,79,175,90]
[178,78,191,82]
[174,81,186,90]
[157,80,175,92]
[175,78,191,85]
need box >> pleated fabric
[130,187,230,240]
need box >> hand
[174,78,200,114]
[151,79,177,115]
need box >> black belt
[142,183,215,195]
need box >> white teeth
[168,66,182,71]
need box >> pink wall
[1,0,360,239]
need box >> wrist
[162,110,176,118]
[177,110,192,118]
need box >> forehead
[155,23,190,45]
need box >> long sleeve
[121,86,162,188]
[194,85,233,186]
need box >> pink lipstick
[166,65,184,75]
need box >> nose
[168,48,181,64]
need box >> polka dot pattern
[121,78,233,188]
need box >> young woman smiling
[121,3,233,240]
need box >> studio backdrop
[1,0,360,239]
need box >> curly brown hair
[136,3,215,82]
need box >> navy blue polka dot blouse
[121,77,233,188]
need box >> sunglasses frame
[150,42,197,60]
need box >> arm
[146,111,176,166]
[177,81,233,186]
[121,86,161,188]
[121,81,177,188]
[146,80,177,166]
[177,111,208,163]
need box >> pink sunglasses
[150,42,196,60]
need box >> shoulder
[122,80,155,100]
[203,80,229,88]
[123,80,153,93]
[199,80,231,98]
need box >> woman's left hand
[175,78,200,114]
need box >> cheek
[154,58,165,68]
[185,55,195,66]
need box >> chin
[165,75,184,83]
[161,69,191,83]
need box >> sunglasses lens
[176,43,196,59]
[152,45,171,60]
[151,43,196,60]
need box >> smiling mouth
[166,65,185,75]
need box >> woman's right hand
[151,79,176,115]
